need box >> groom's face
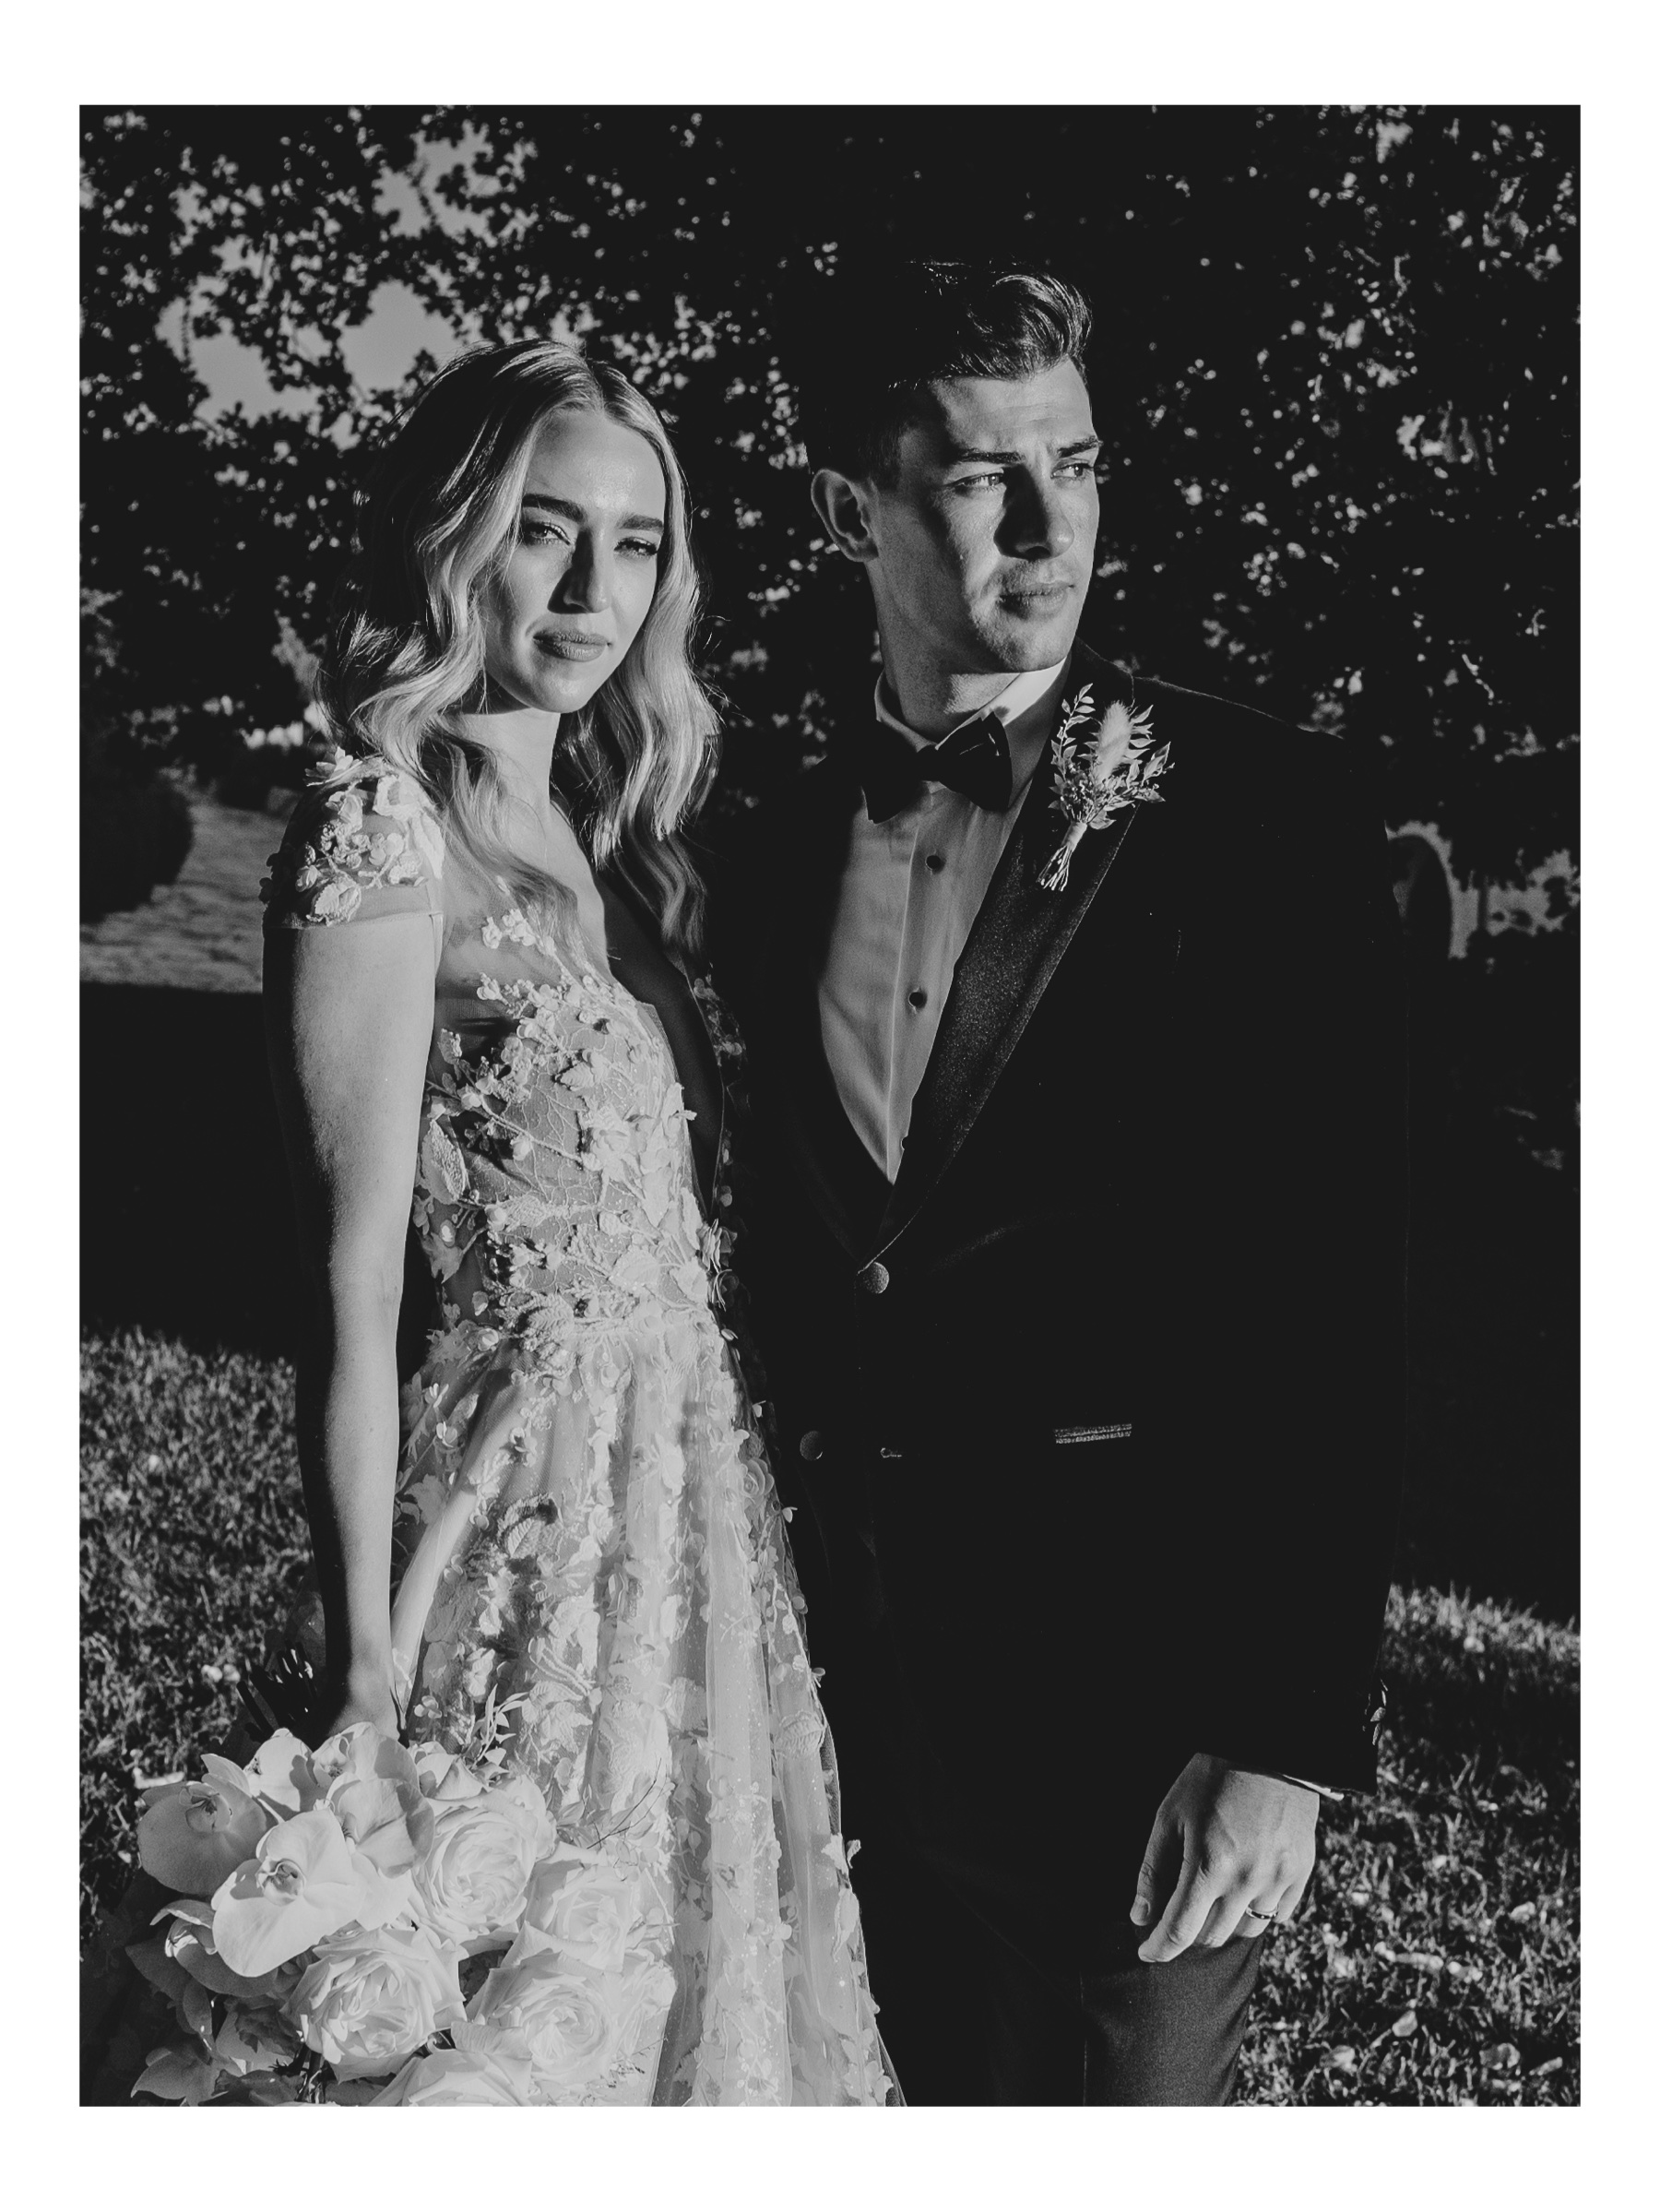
[858,359,1100,676]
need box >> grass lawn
[79,1330,314,1939]
[1239,1585,1578,2105]
[80,1327,1579,2106]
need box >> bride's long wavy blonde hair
[317,339,720,959]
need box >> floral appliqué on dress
[261,750,446,929]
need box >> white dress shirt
[817,659,1071,1183]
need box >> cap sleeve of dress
[261,762,445,937]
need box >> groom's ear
[811,468,881,565]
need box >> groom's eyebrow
[940,434,1102,465]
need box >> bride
[162,339,889,2105]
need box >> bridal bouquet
[127,1718,674,2105]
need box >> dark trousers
[804,1435,1268,2105]
[855,1842,1263,2106]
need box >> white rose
[462,1950,620,2091]
[519,1846,646,1974]
[609,1955,679,2063]
[287,1921,464,2083]
[374,2046,534,2106]
[410,1777,551,1950]
[411,1741,486,1804]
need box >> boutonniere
[1038,684,1171,892]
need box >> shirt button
[799,1430,824,1462]
[857,1260,891,1295]
[925,853,945,873]
[907,988,928,1010]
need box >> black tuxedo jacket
[710,645,1407,1886]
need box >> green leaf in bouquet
[132,2036,221,2105]
[126,1933,192,2006]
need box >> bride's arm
[263,913,436,1738]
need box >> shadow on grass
[81,983,432,1367]
[83,985,303,1358]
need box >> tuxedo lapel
[869,674,1144,1258]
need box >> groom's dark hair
[792,259,1094,485]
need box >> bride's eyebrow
[520,492,664,530]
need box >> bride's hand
[318,1669,402,1742]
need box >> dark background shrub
[79,595,194,923]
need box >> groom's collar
[871,655,1073,804]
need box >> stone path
[81,792,296,994]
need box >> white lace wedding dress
[261,758,892,2105]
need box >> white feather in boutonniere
[1037,684,1171,892]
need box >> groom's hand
[1130,1754,1319,1964]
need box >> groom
[716,262,1406,2103]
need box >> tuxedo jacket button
[799,1429,824,1462]
[857,1260,891,1295]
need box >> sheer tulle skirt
[387,1303,892,2106]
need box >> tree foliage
[81,104,1577,886]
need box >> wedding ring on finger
[1240,1907,1276,1933]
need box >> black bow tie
[856,712,1015,824]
